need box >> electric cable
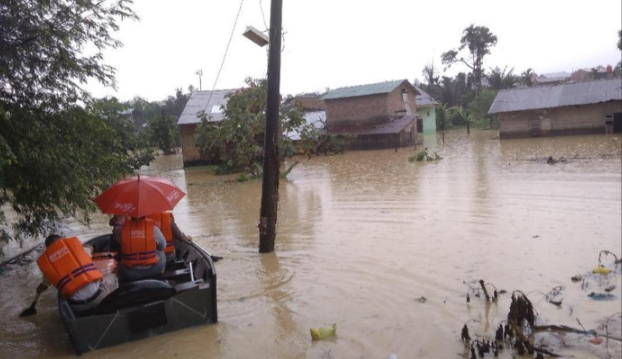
[205,0,245,114]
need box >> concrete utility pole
[258,0,282,253]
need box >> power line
[205,0,245,113]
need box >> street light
[243,26,269,47]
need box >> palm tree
[521,68,533,87]
[448,106,475,135]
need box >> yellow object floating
[592,267,612,275]
[310,323,337,340]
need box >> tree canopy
[441,24,498,92]
[194,78,308,176]
[0,0,153,246]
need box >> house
[533,72,571,86]
[286,110,326,141]
[320,79,418,150]
[488,78,622,139]
[119,108,144,129]
[177,89,238,166]
[414,86,439,134]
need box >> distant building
[177,89,238,166]
[320,79,418,150]
[489,78,622,138]
[533,72,572,86]
[286,110,326,141]
[119,108,144,129]
[285,94,326,111]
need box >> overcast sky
[87,0,622,102]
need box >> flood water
[1,129,621,359]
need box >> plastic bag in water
[310,323,337,340]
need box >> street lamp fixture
[243,26,269,47]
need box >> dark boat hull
[58,234,218,355]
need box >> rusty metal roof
[488,79,622,114]
[177,89,238,125]
[325,115,415,136]
[414,86,438,107]
[321,80,409,100]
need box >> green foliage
[145,111,180,155]
[487,66,516,90]
[448,106,476,134]
[521,68,534,87]
[0,0,151,246]
[436,103,450,131]
[409,151,442,162]
[467,89,498,128]
[194,77,308,175]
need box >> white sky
[87,0,622,102]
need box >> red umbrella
[94,174,185,218]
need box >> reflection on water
[1,130,621,359]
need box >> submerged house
[320,79,418,150]
[489,78,622,139]
[177,89,237,166]
[414,86,438,134]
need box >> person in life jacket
[146,211,192,263]
[118,216,166,281]
[109,214,126,249]
[36,235,119,312]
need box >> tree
[0,0,151,246]
[521,68,534,87]
[194,78,307,175]
[467,89,498,129]
[421,62,440,87]
[146,111,180,155]
[441,24,498,92]
[488,66,516,90]
[448,106,475,135]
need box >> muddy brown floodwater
[1,129,621,359]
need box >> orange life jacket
[147,212,174,254]
[37,237,103,298]
[121,218,159,267]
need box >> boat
[58,233,218,356]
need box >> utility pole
[258,0,282,253]
[196,69,203,90]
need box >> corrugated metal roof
[177,89,238,125]
[321,80,408,100]
[287,111,326,140]
[488,79,622,114]
[324,115,415,136]
[414,86,439,107]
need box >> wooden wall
[499,101,622,139]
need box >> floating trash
[587,292,616,301]
[592,266,612,275]
[310,323,337,340]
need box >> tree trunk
[259,0,283,253]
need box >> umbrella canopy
[94,175,185,218]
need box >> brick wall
[179,124,202,164]
[325,84,418,127]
